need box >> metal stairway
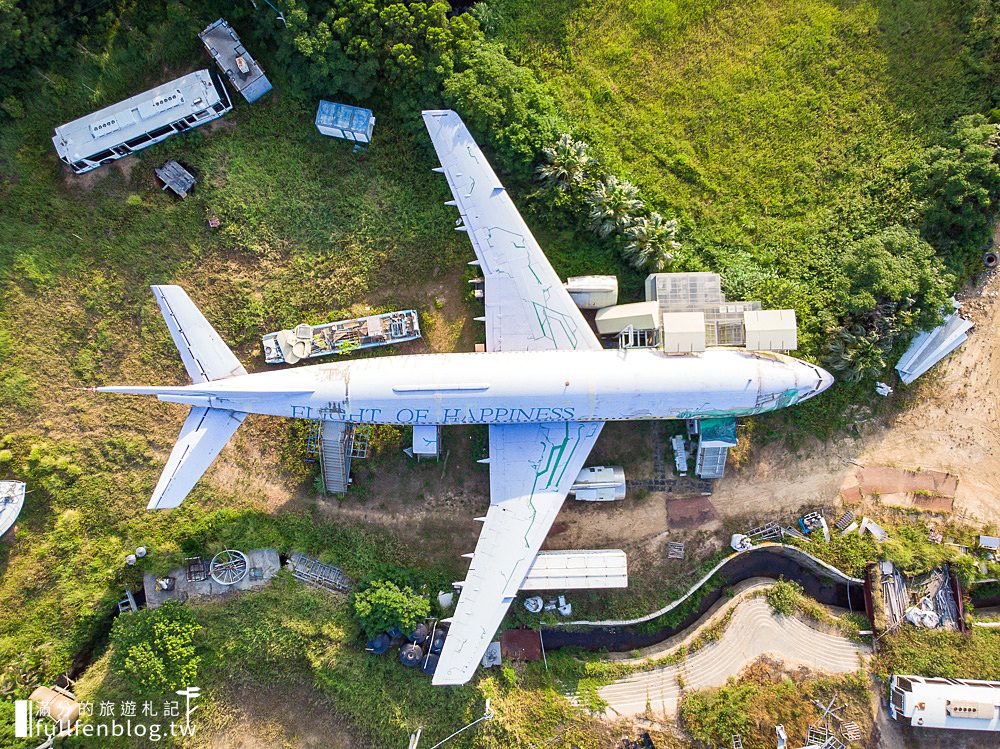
[320,421,355,494]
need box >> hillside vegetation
[485,0,1000,431]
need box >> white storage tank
[564,275,619,309]
[594,301,660,336]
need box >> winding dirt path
[597,596,868,719]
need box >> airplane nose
[810,365,834,396]
[817,366,834,392]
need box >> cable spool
[984,251,998,269]
[408,623,429,643]
[399,643,423,667]
[209,549,249,585]
[430,632,446,655]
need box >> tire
[984,251,998,268]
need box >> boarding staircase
[287,551,353,593]
[320,421,354,494]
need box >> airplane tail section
[143,286,248,508]
[149,406,246,509]
[152,285,247,384]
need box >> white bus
[52,69,232,174]
[889,674,1000,731]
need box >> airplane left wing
[433,420,604,685]
[423,110,602,353]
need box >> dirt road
[713,270,1000,526]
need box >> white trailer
[889,675,1000,731]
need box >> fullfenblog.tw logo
[14,686,201,741]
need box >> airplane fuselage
[127,347,832,424]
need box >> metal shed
[594,301,660,336]
[199,18,272,104]
[315,100,376,144]
[743,309,798,351]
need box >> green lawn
[484,0,989,351]
[1,2,997,745]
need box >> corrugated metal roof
[199,18,272,104]
[896,306,974,384]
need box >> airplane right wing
[423,110,602,353]
[432,420,604,685]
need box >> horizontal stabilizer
[153,285,247,384]
[149,406,246,509]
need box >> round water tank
[387,626,403,639]
[135,546,148,558]
[421,653,439,676]
[399,643,423,667]
[408,623,428,643]
[367,633,391,655]
[125,554,137,566]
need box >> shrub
[109,601,201,693]
[352,580,430,638]
[443,40,565,173]
[586,175,644,238]
[765,579,803,616]
[535,134,596,194]
[823,225,954,383]
[680,680,757,744]
[623,212,681,271]
[276,0,480,113]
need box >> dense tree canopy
[911,114,1000,271]
[822,225,953,383]
[276,0,479,116]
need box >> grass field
[484,0,989,353]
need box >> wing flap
[153,285,247,384]
[433,420,604,685]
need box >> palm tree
[622,212,681,270]
[535,134,594,192]
[823,324,885,383]
[586,175,643,238]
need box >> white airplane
[100,110,833,685]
